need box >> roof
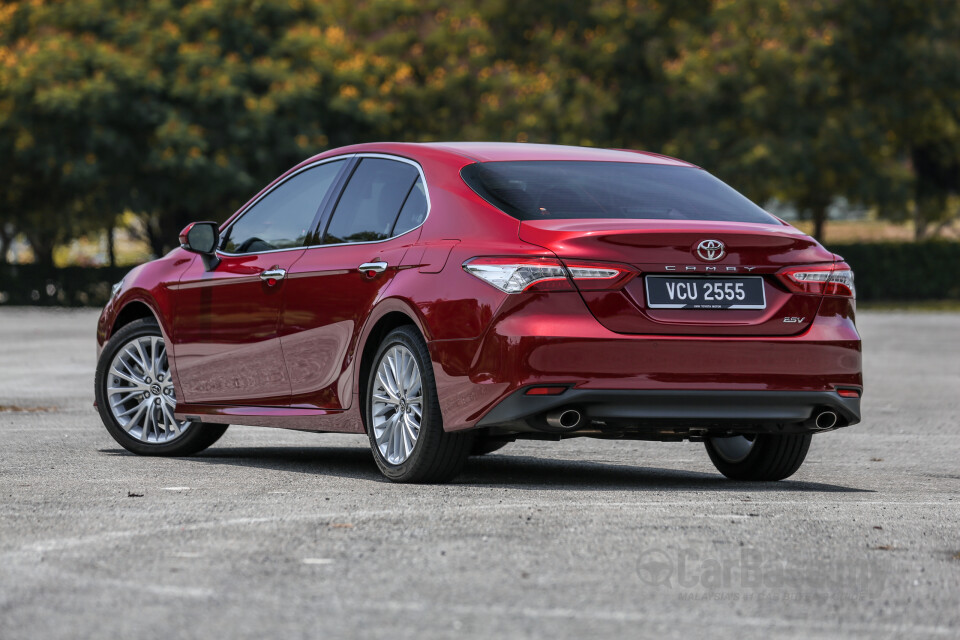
[423,142,694,166]
[309,142,695,167]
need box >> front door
[171,157,349,405]
[173,250,304,405]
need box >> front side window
[222,159,345,254]
[460,161,779,224]
[323,158,421,245]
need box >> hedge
[0,265,130,307]
[0,242,958,307]
[832,242,960,301]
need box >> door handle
[259,268,287,285]
[358,261,388,275]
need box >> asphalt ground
[0,308,958,639]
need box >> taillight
[563,260,635,291]
[779,262,855,298]
[463,257,632,293]
[463,257,569,292]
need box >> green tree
[4,0,959,263]
[653,0,908,241]
[126,0,614,254]
[0,1,149,266]
[315,0,614,145]
[125,0,339,256]
[477,0,707,150]
[827,0,960,239]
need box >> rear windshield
[460,161,778,224]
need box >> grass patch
[858,300,960,312]
[793,218,960,243]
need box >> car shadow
[99,445,871,493]
[461,453,871,493]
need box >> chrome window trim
[216,152,431,258]
[315,152,432,248]
[217,154,353,257]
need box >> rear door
[280,156,427,410]
[172,158,348,404]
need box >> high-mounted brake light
[779,262,855,298]
[463,257,633,293]
[525,386,567,396]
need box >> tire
[95,317,228,456]
[365,326,473,483]
[470,438,511,456]
[704,433,812,481]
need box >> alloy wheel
[371,344,423,465]
[106,335,190,443]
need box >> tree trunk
[912,195,944,241]
[811,204,828,242]
[25,233,56,268]
[106,226,116,268]
[146,215,164,259]
[147,210,191,258]
[914,207,928,241]
[0,225,11,265]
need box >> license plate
[644,276,766,310]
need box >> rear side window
[393,177,428,236]
[223,159,345,254]
[460,161,778,224]
[323,158,421,244]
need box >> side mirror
[179,221,221,270]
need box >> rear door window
[323,158,421,244]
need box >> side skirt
[174,403,365,433]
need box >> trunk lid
[519,219,833,336]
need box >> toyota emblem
[695,239,725,261]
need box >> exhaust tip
[814,410,838,430]
[545,408,582,430]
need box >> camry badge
[695,239,725,261]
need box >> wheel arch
[355,304,425,433]
[111,300,158,336]
[105,295,183,400]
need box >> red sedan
[95,142,862,483]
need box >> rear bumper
[476,388,861,434]
[428,292,862,432]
